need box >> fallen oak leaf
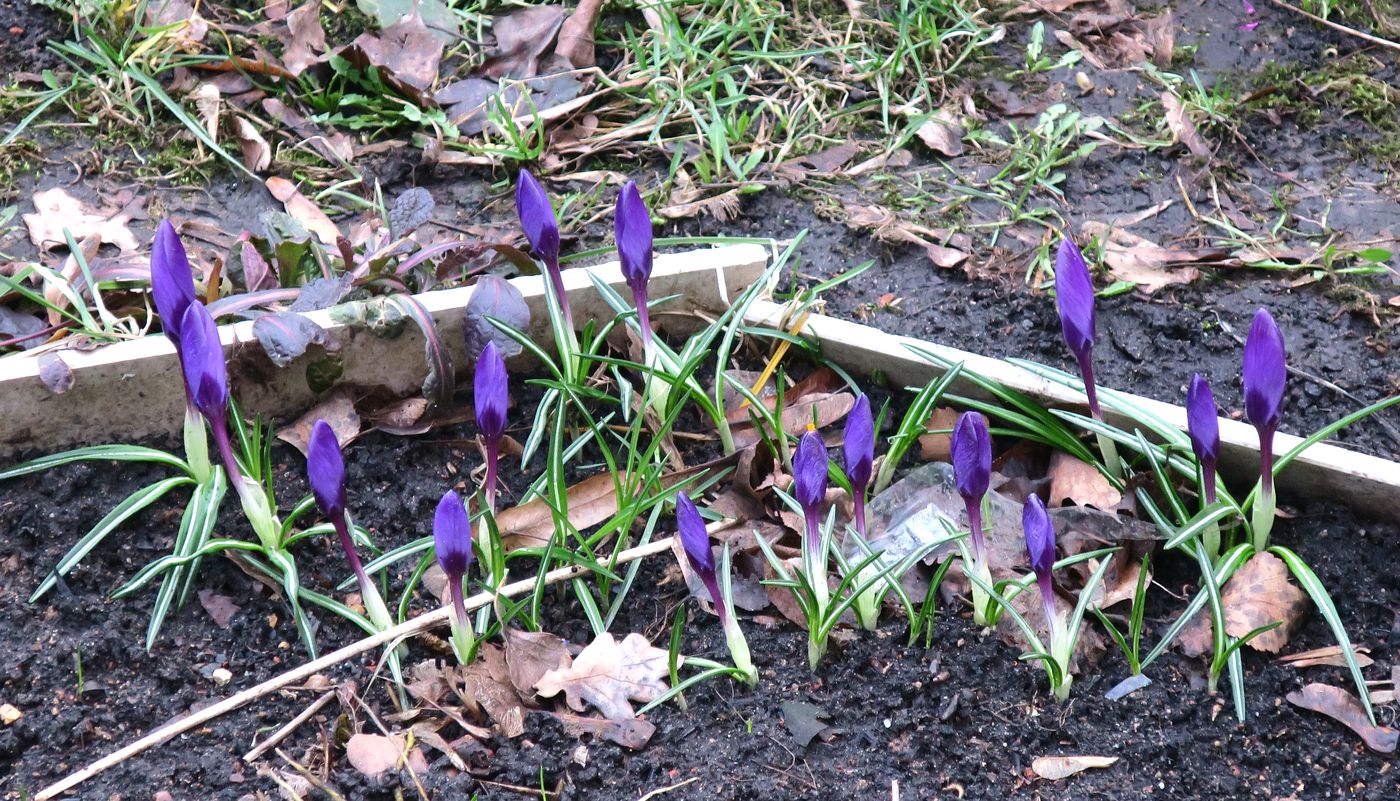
[1031,755,1118,780]
[23,187,141,252]
[550,711,656,749]
[1162,90,1211,160]
[1047,451,1122,510]
[276,389,361,456]
[503,628,570,699]
[345,733,409,778]
[1287,683,1398,753]
[534,632,671,721]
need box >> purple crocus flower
[1055,236,1102,419]
[1186,373,1220,505]
[1022,494,1058,639]
[474,341,508,512]
[615,180,655,350]
[515,169,571,329]
[843,394,874,539]
[176,302,241,478]
[307,420,373,589]
[792,428,829,558]
[434,489,474,628]
[1243,308,1286,496]
[951,411,992,561]
[150,219,197,345]
[676,492,725,623]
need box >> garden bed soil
[1,423,1396,800]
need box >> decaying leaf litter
[2,0,1400,798]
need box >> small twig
[476,778,558,796]
[635,777,699,801]
[1270,0,1400,53]
[243,688,337,763]
[35,533,699,800]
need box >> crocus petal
[792,429,829,511]
[675,492,715,579]
[1054,236,1096,364]
[306,419,346,518]
[951,411,991,504]
[434,489,473,580]
[150,219,197,344]
[1186,373,1220,467]
[843,394,874,492]
[615,180,654,297]
[1242,308,1286,432]
[474,341,508,446]
[1022,494,1056,581]
[515,170,560,271]
[177,302,228,421]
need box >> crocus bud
[1022,494,1058,639]
[676,492,723,622]
[616,180,655,344]
[951,411,992,562]
[843,394,874,492]
[1186,373,1220,504]
[843,394,874,539]
[515,169,570,328]
[474,340,508,512]
[435,490,473,583]
[435,489,477,663]
[306,420,347,519]
[1242,308,1286,435]
[150,219,197,345]
[793,428,829,552]
[1054,236,1100,418]
[177,303,228,428]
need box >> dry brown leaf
[193,83,220,142]
[844,204,968,269]
[1162,90,1211,160]
[1287,683,1398,753]
[1031,755,1118,780]
[1180,551,1309,656]
[462,645,526,737]
[913,109,965,157]
[45,233,100,324]
[1047,451,1122,509]
[554,0,603,68]
[1081,221,1212,294]
[263,98,354,164]
[496,472,617,551]
[917,407,960,462]
[1279,645,1374,669]
[23,188,140,252]
[266,176,339,245]
[1222,551,1308,652]
[345,733,406,778]
[276,390,361,456]
[281,0,326,73]
[478,6,566,79]
[657,187,743,222]
[731,392,855,450]
[503,628,570,698]
[534,633,670,721]
[233,117,272,173]
[552,711,656,749]
[344,13,444,106]
[1006,0,1099,15]
[197,589,240,629]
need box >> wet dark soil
[1,422,1397,800]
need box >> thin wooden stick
[36,535,685,800]
[242,688,336,763]
[1269,0,1400,53]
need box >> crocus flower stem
[1252,427,1276,551]
[182,402,211,483]
[448,575,476,663]
[676,493,756,685]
